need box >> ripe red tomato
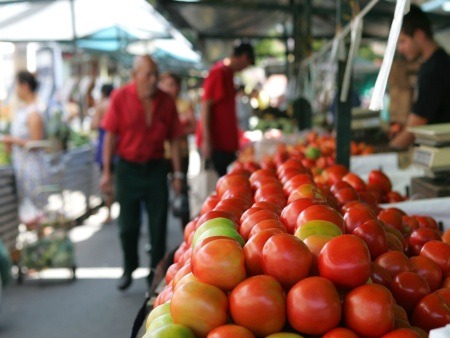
[322,164,349,186]
[412,293,450,332]
[243,228,284,276]
[200,194,220,215]
[174,241,189,264]
[283,173,314,196]
[206,324,255,338]
[368,169,392,195]
[381,328,421,338]
[409,255,443,292]
[390,271,431,315]
[240,207,263,225]
[334,187,360,208]
[249,219,287,238]
[322,327,359,338]
[172,263,192,290]
[287,276,341,335]
[420,240,450,276]
[216,174,251,198]
[252,201,282,215]
[191,238,246,292]
[408,228,442,256]
[297,204,345,233]
[280,198,322,234]
[171,281,228,338]
[318,235,371,289]
[375,251,411,279]
[343,284,395,337]
[249,168,276,186]
[229,275,286,337]
[414,215,439,230]
[250,175,282,191]
[254,183,285,201]
[434,287,450,304]
[342,173,366,192]
[165,262,182,285]
[378,208,405,234]
[330,180,353,195]
[384,225,407,251]
[262,233,312,290]
[370,262,393,288]
[257,194,287,211]
[352,219,388,259]
[343,206,377,234]
[240,209,279,241]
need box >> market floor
[0,203,185,338]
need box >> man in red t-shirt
[101,56,184,291]
[198,42,255,176]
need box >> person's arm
[183,103,197,135]
[170,137,183,195]
[90,103,105,130]
[201,99,213,159]
[100,131,116,193]
[2,111,44,148]
[389,113,427,150]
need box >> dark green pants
[115,158,168,274]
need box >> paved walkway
[0,203,184,338]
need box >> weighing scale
[408,123,450,198]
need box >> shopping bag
[188,159,219,219]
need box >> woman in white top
[1,71,48,225]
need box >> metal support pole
[335,0,355,168]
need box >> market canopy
[154,0,450,63]
[0,0,202,66]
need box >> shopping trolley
[15,140,76,283]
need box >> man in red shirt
[199,42,255,176]
[101,56,184,291]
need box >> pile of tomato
[144,150,450,338]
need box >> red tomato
[165,262,181,285]
[420,240,450,276]
[229,275,286,337]
[393,302,409,323]
[249,168,276,186]
[191,238,246,292]
[249,219,287,238]
[318,235,371,289]
[322,164,349,186]
[375,251,411,279]
[172,263,192,290]
[254,183,285,201]
[390,271,431,315]
[343,284,395,337]
[283,173,314,196]
[343,206,377,234]
[370,262,394,288]
[352,219,389,259]
[368,169,392,195]
[414,215,439,230]
[174,241,189,264]
[239,209,279,241]
[287,276,341,335]
[171,281,228,338]
[378,208,405,234]
[240,207,263,225]
[442,276,450,288]
[200,194,220,215]
[342,173,366,192]
[409,255,443,292]
[387,232,406,252]
[322,327,359,338]
[215,197,250,214]
[262,233,313,290]
[220,190,253,208]
[206,324,255,338]
[216,174,251,198]
[381,328,421,338]
[357,190,379,212]
[330,180,353,195]
[296,204,345,233]
[250,175,283,192]
[252,201,282,215]
[334,187,360,208]
[243,228,284,276]
[382,191,405,203]
[276,158,304,176]
[257,194,287,211]
[412,293,450,332]
[280,198,321,234]
[442,229,450,245]
[408,228,442,256]
[384,225,407,251]
[434,287,450,304]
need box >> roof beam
[198,33,289,40]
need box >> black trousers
[211,149,237,177]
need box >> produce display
[143,141,450,338]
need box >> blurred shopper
[100,56,183,291]
[197,42,255,177]
[159,72,196,228]
[236,85,252,131]
[0,71,48,226]
[91,83,115,225]
[390,5,450,149]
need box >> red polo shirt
[198,61,239,152]
[102,83,183,163]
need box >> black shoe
[117,273,132,291]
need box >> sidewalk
[0,203,184,338]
